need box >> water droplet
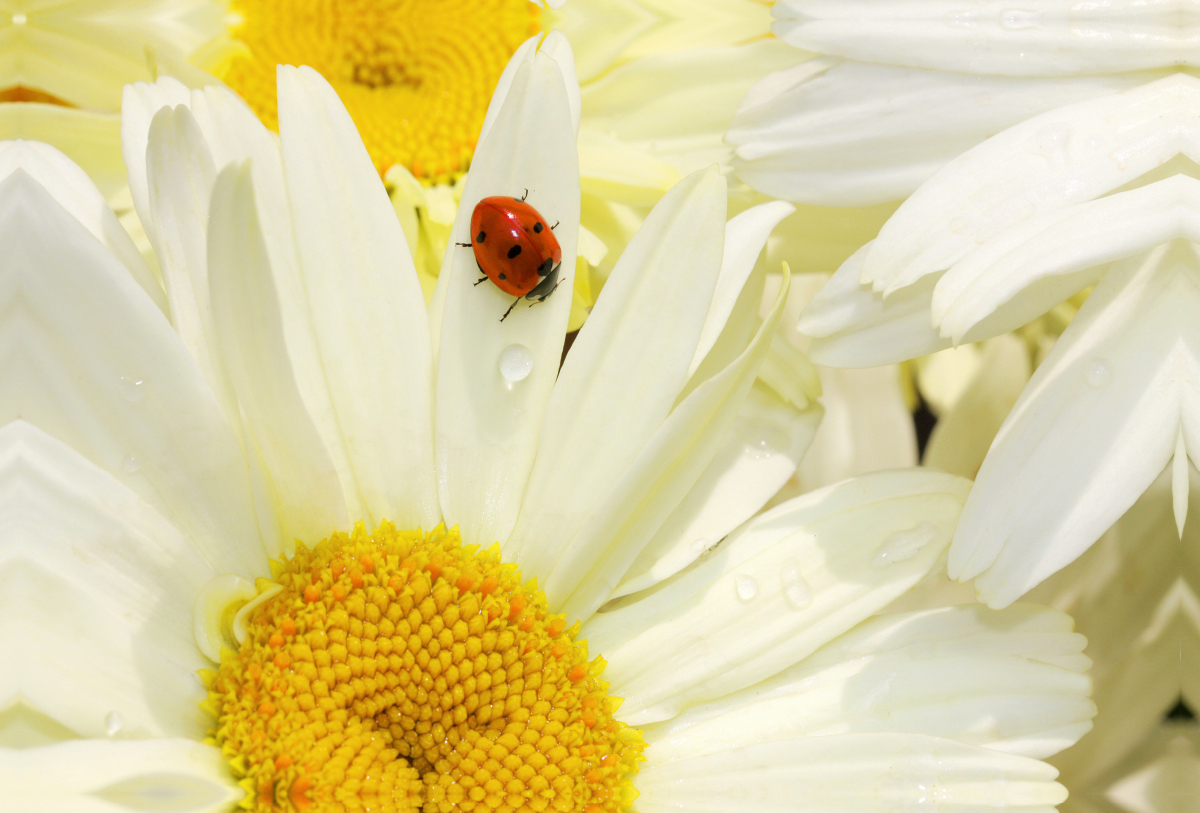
[1000,8,1041,29]
[689,538,710,555]
[745,439,774,460]
[1085,358,1110,387]
[873,521,940,567]
[121,454,140,474]
[117,376,145,403]
[11,12,26,25]
[734,574,759,602]
[105,711,123,736]
[780,557,813,609]
[498,344,533,383]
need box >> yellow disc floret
[216,0,540,182]
[204,523,645,813]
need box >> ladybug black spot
[533,222,544,233]
[507,245,522,259]
[499,272,507,280]
[538,257,554,276]
[476,231,486,243]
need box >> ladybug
[456,190,562,321]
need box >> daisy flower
[2,32,1092,813]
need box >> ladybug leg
[455,241,472,247]
[550,220,560,231]
[520,188,529,202]
[473,276,488,286]
[500,296,521,322]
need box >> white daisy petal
[859,73,1200,295]
[0,170,264,577]
[0,423,216,739]
[773,0,1193,76]
[728,58,1149,206]
[207,163,350,553]
[506,167,726,581]
[924,334,1031,479]
[798,243,951,367]
[434,54,580,547]
[0,140,164,313]
[578,128,680,208]
[641,603,1093,762]
[583,469,971,725]
[934,175,1200,343]
[184,84,370,527]
[277,65,439,532]
[552,265,791,621]
[613,382,822,598]
[636,732,1065,813]
[120,75,192,240]
[1,738,240,813]
[0,106,127,203]
[480,30,581,144]
[144,105,228,407]
[795,365,920,491]
[580,39,806,167]
[949,242,1200,606]
[690,200,796,377]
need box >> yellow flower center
[217,0,540,182]
[204,523,644,813]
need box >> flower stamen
[205,523,645,813]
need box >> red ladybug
[457,190,562,321]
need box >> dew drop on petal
[734,574,759,602]
[117,376,145,403]
[780,557,812,609]
[105,711,123,736]
[745,439,773,460]
[1085,358,1111,387]
[499,344,533,382]
[873,521,940,567]
[690,538,710,555]
[121,454,140,474]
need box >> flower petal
[0,170,264,577]
[207,163,350,553]
[120,75,192,242]
[0,422,217,739]
[480,30,581,143]
[728,57,1149,206]
[799,243,951,367]
[636,732,1065,813]
[690,200,796,376]
[277,65,439,531]
[640,603,1093,762]
[434,53,580,546]
[859,74,1200,295]
[0,139,163,313]
[949,242,1200,606]
[553,266,791,621]
[583,469,971,725]
[773,0,1191,76]
[612,382,822,598]
[933,174,1200,343]
[0,738,240,813]
[505,168,726,580]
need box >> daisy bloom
[2,31,1092,813]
